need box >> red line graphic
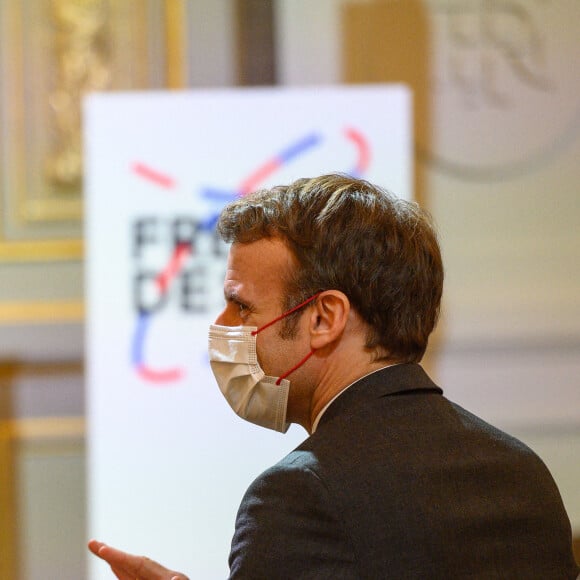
[132,244,192,384]
[239,159,280,196]
[344,127,371,175]
[155,243,192,293]
[136,364,183,383]
[132,162,176,189]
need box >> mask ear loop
[251,292,322,386]
[275,349,316,385]
[251,292,322,336]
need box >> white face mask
[208,293,320,433]
[208,324,291,433]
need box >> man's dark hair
[217,173,443,363]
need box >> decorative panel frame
[0,415,85,578]
[0,0,185,263]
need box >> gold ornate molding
[47,0,111,190]
[0,0,187,263]
[0,423,18,578]
[0,415,85,577]
[0,300,84,323]
[165,0,187,89]
[2,416,85,442]
[0,239,84,262]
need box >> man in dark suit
[90,174,579,578]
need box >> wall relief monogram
[438,0,553,108]
[427,0,580,179]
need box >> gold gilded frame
[0,413,85,578]
[0,0,186,263]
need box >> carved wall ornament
[0,0,177,261]
[437,0,553,108]
[427,0,580,179]
[46,0,111,189]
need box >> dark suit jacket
[229,364,579,579]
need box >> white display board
[85,85,411,579]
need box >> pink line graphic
[132,162,176,189]
[132,243,192,384]
[156,243,191,294]
[344,127,371,176]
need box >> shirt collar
[310,364,397,433]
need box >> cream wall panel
[274,0,348,85]
[432,136,580,345]
[15,423,85,580]
[185,0,236,87]
[0,262,83,303]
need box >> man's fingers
[92,542,146,572]
[88,542,135,579]
[88,539,189,579]
[88,539,106,556]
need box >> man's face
[214,237,309,383]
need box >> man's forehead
[223,239,295,303]
[226,238,295,273]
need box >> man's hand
[88,539,189,580]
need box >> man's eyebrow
[224,289,251,307]
[223,288,238,302]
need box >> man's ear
[308,290,350,350]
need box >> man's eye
[237,302,249,315]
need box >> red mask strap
[275,349,316,385]
[251,292,321,336]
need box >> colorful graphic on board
[131,243,192,382]
[130,127,371,384]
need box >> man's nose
[214,307,231,326]
[214,309,225,325]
